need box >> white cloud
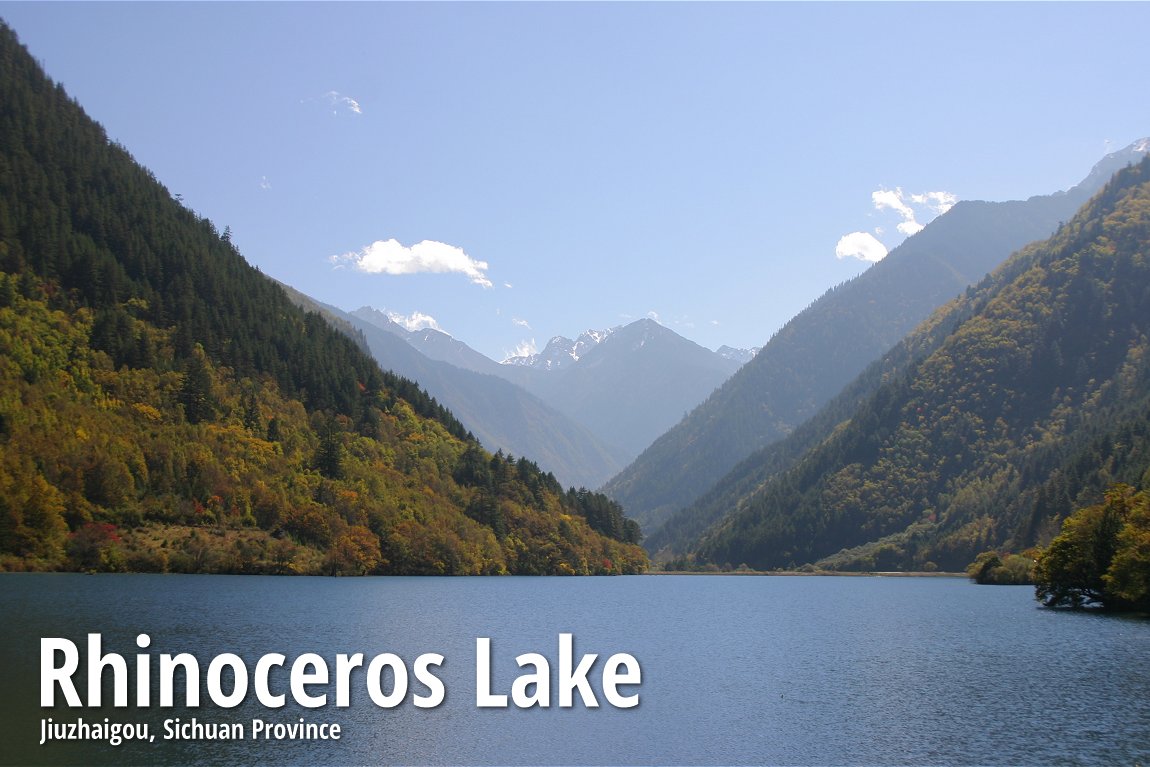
[873,187,957,239]
[835,186,957,263]
[512,318,531,329]
[505,339,537,361]
[872,189,916,221]
[331,239,492,288]
[910,191,957,216]
[836,231,889,263]
[259,176,272,191]
[324,90,363,115]
[897,220,925,237]
[387,310,441,332]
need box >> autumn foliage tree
[1035,485,1150,610]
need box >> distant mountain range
[716,345,760,365]
[330,302,630,490]
[502,329,617,370]
[330,309,744,488]
[604,138,1150,538]
[511,319,742,458]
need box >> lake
[1,573,1147,766]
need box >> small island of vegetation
[1032,484,1149,612]
[967,483,1150,614]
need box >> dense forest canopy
[1034,484,1150,611]
[0,22,645,575]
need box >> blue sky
[2,2,1148,361]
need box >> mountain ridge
[349,309,744,468]
[605,138,1150,537]
[521,318,743,458]
[502,328,618,370]
[683,157,1150,571]
[304,296,630,489]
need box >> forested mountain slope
[606,142,1148,536]
[0,22,644,575]
[684,159,1150,572]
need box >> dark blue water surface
[1,573,1148,766]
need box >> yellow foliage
[0,277,647,576]
[132,402,163,422]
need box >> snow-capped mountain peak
[502,327,618,370]
[1071,137,1150,196]
[716,345,761,365]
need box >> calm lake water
[1,573,1148,766]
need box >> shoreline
[647,569,967,578]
